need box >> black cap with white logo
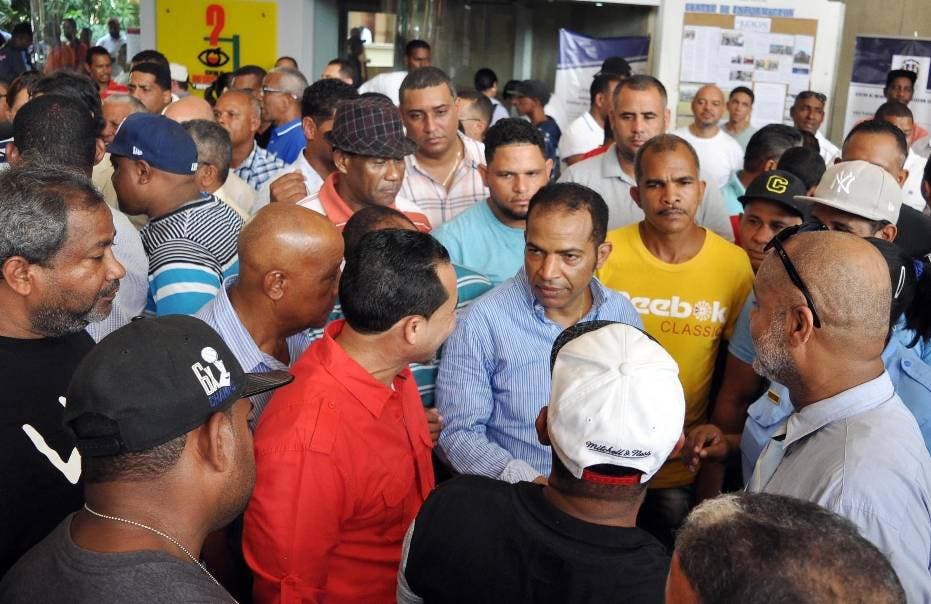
[64,315,293,457]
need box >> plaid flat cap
[325,97,417,159]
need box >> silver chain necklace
[83,503,237,603]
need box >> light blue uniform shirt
[432,200,525,286]
[742,337,931,483]
[436,267,642,482]
[748,373,931,604]
[720,171,746,217]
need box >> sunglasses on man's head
[764,222,829,329]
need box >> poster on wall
[548,29,650,132]
[156,0,277,89]
[679,18,813,127]
[843,36,931,138]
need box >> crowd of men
[0,22,930,604]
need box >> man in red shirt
[86,46,127,99]
[244,228,458,603]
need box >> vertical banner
[548,29,650,132]
[844,36,931,137]
[156,0,277,88]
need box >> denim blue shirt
[747,372,931,604]
[436,268,642,482]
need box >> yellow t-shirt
[597,224,754,489]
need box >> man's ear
[6,141,20,166]
[1,257,38,296]
[136,159,155,185]
[333,149,350,175]
[535,406,551,446]
[94,138,106,166]
[630,185,643,208]
[263,269,286,301]
[194,411,235,473]
[301,116,317,143]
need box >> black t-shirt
[405,475,670,604]
[0,331,93,577]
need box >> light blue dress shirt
[720,171,746,217]
[742,337,931,483]
[436,267,642,482]
[432,200,526,286]
[748,373,931,604]
[195,277,316,429]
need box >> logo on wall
[197,4,239,70]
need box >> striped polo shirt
[140,194,243,316]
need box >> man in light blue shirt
[719,124,802,218]
[433,118,552,285]
[745,232,931,603]
[437,182,642,483]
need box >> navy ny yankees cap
[64,316,292,457]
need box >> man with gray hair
[667,492,906,603]
[181,119,254,218]
[262,66,308,164]
[747,230,931,602]
[215,89,284,191]
[0,164,125,576]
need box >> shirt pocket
[372,453,417,539]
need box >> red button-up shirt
[244,320,435,603]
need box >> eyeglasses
[261,86,296,98]
[763,222,829,328]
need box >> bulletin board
[677,12,818,128]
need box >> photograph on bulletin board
[156,0,277,89]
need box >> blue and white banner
[546,29,650,132]
[844,36,931,138]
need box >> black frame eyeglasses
[764,222,829,329]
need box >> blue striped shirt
[140,194,242,316]
[436,268,642,482]
[234,142,286,190]
[195,277,316,429]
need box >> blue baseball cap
[107,113,198,175]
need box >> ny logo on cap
[765,175,789,194]
[832,170,856,195]
[191,347,231,401]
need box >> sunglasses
[763,222,828,328]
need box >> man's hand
[268,171,307,204]
[682,424,730,473]
[424,407,443,444]
[532,475,548,485]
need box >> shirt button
[904,360,912,368]
[328,401,336,409]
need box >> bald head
[236,205,344,331]
[757,231,890,351]
[692,85,726,129]
[163,95,214,123]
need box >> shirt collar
[601,144,632,183]
[783,372,895,448]
[514,267,609,323]
[315,319,410,417]
[211,277,289,373]
[582,111,601,132]
[242,142,258,169]
[408,132,482,176]
[274,117,302,137]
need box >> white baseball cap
[169,62,189,83]
[796,160,903,223]
[547,322,685,485]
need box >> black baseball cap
[738,170,807,218]
[597,56,632,78]
[886,69,918,87]
[64,316,293,457]
[513,80,551,106]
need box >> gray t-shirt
[0,514,233,603]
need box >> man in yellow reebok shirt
[596,133,753,550]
